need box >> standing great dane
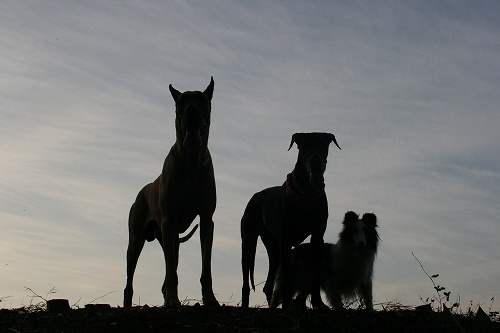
[241,132,341,309]
[124,77,219,308]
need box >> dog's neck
[172,142,210,174]
[285,167,325,211]
[292,161,324,193]
[335,240,377,271]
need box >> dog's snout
[306,155,326,189]
[185,105,199,121]
[353,227,367,253]
[183,105,201,131]
[309,155,326,173]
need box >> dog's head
[170,77,214,152]
[288,132,341,190]
[340,211,379,254]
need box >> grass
[2,254,498,333]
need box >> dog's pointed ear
[362,213,377,227]
[169,84,182,102]
[328,133,341,150]
[344,211,359,224]
[203,76,214,101]
[288,133,302,151]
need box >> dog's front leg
[161,217,181,307]
[359,280,374,312]
[310,235,327,310]
[279,241,293,309]
[331,292,344,310]
[199,215,219,307]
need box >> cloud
[1,0,499,310]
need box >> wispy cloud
[1,1,499,310]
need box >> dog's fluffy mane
[325,211,379,303]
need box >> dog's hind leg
[261,230,280,307]
[331,291,344,310]
[124,235,145,307]
[269,273,282,309]
[124,200,149,307]
[323,280,344,310]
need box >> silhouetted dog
[271,212,379,311]
[241,132,341,309]
[124,77,219,307]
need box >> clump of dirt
[1,304,498,333]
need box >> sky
[1,1,499,312]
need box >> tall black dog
[241,132,341,309]
[124,78,219,308]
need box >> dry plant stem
[88,291,115,304]
[24,287,47,302]
[412,252,443,310]
[72,297,82,308]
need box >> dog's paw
[284,300,307,312]
[312,302,330,311]
[202,297,220,307]
[164,297,181,308]
[203,298,220,308]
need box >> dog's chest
[288,216,319,245]
[162,172,215,224]
[285,204,327,245]
[279,214,322,246]
[171,180,205,207]
[333,244,374,283]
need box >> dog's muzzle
[182,105,208,152]
[356,241,366,254]
[307,155,326,189]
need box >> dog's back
[271,211,379,311]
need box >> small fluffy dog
[270,211,379,311]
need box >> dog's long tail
[179,224,198,243]
[242,240,258,291]
[241,219,258,292]
[249,253,256,292]
[241,205,260,307]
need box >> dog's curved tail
[179,224,198,243]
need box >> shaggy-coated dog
[271,211,379,311]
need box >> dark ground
[1,303,499,333]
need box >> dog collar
[285,173,325,211]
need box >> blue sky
[1,1,499,310]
